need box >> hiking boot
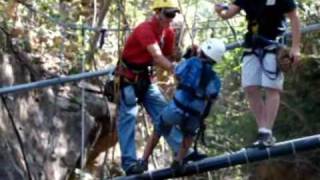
[137,159,148,171]
[125,159,148,176]
[252,133,276,148]
[183,151,208,163]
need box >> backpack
[176,57,219,99]
[175,57,207,98]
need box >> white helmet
[200,38,226,63]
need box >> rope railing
[0,23,319,95]
[111,134,320,180]
[226,23,320,50]
[0,67,114,95]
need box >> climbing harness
[117,58,153,103]
[242,35,290,80]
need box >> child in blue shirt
[140,38,226,170]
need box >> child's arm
[142,132,161,162]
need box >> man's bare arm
[286,9,301,65]
[147,43,174,73]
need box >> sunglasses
[161,9,177,19]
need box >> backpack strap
[193,100,213,152]
[193,62,214,152]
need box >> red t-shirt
[122,16,176,65]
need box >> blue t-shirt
[174,57,221,114]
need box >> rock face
[0,52,114,180]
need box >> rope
[226,153,232,166]
[1,96,33,180]
[177,0,193,45]
[225,19,239,42]
[98,1,125,178]
[190,0,199,44]
[80,25,87,176]
[194,162,200,174]
[212,1,240,42]
[243,148,250,164]
[58,4,67,75]
[266,147,271,159]
[290,142,297,155]
[148,171,153,180]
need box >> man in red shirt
[116,0,187,175]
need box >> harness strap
[121,58,152,72]
[193,99,212,152]
[118,59,153,83]
[117,59,153,103]
[243,47,280,80]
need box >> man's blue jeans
[117,83,183,171]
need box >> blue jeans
[117,83,183,171]
[155,102,201,137]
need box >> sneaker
[125,160,148,176]
[183,151,208,163]
[252,133,276,148]
[74,168,95,180]
[137,159,148,171]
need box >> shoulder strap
[198,61,211,92]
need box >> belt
[122,58,152,72]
